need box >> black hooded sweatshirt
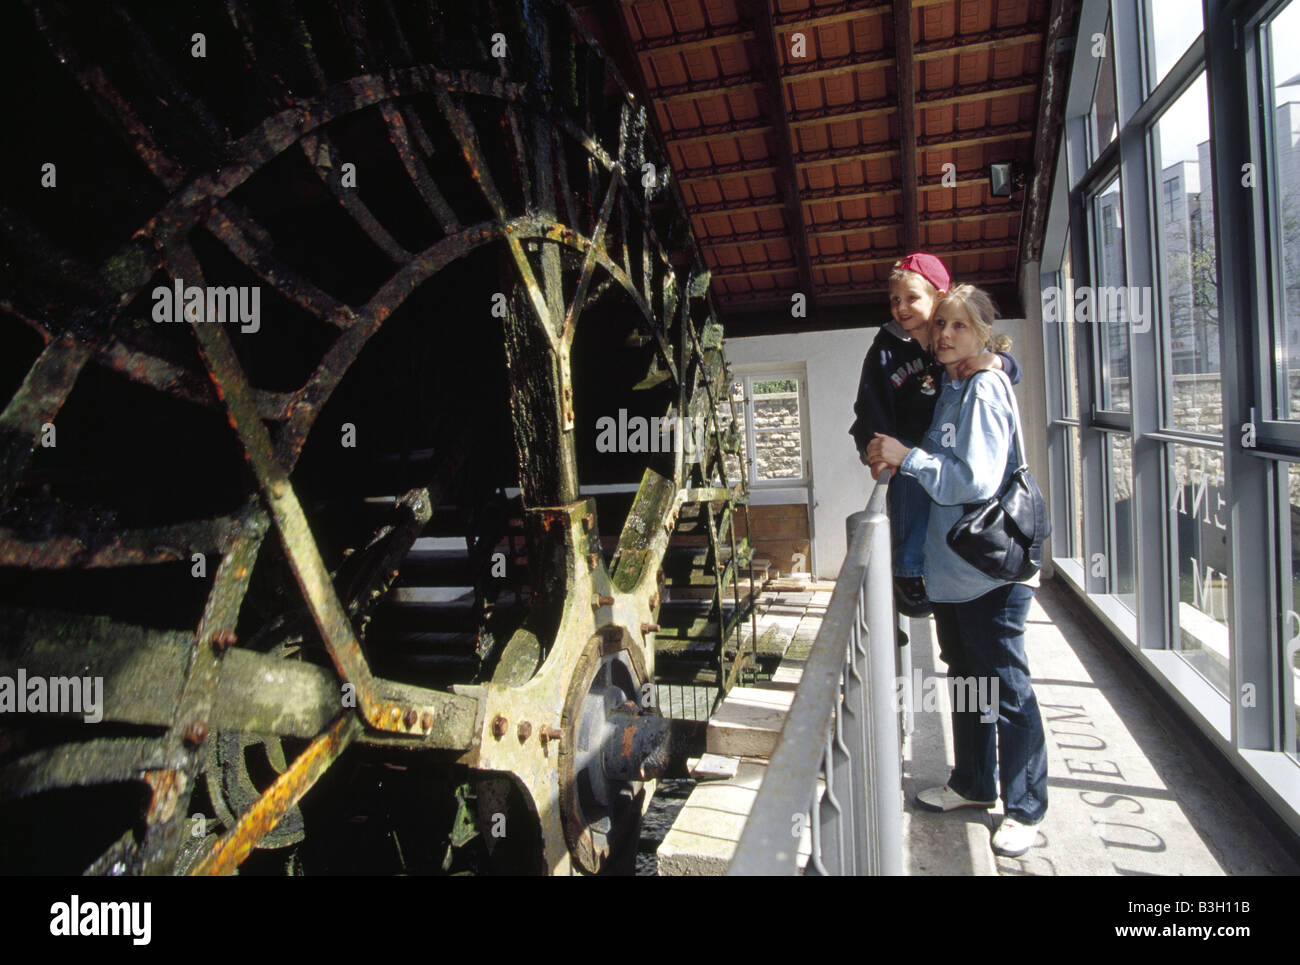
[848,320,1023,455]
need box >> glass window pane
[1147,0,1202,89]
[1094,176,1131,411]
[1093,18,1118,156]
[1265,0,1300,420]
[1154,74,1221,433]
[1285,464,1300,758]
[1067,425,1084,564]
[1169,445,1230,695]
[752,379,802,480]
[1109,433,1135,611]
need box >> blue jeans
[889,473,930,578]
[931,583,1048,824]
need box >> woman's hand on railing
[866,432,911,480]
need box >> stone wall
[752,393,802,479]
[1100,374,1300,503]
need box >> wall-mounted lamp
[989,160,1026,198]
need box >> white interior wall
[724,329,874,580]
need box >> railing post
[843,594,870,873]
[864,494,904,875]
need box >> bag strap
[968,367,1027,471]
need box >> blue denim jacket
[898,369,1033,603]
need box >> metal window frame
[1043,143,1090,564]
[1245,0,1300,449]
[1085,169,1138,427]
[1144,52,1218,438]
[1206,0,1286,750]
[1142,0,1206,96]
[1275,460,1298,756]
[1041,0,1300,816]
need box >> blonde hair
[934,284,1012,353]
[888,263,941,297]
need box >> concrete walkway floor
[902,577,1300,876]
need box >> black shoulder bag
[945,370,1051,582]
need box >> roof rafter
[893,0,919,253]
[709,241,1020,279]
[699,206,1019,247]
[748,0,817,313]
[688,173,997,216]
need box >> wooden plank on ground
[706,685,795,758]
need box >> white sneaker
[991,817,1041,857]
[915,785,997,812]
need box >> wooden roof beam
[634,0,889,56]
[710,242,1020,279]
[894,0,919,253]
[658,74,761,106]
[678,161,782,185]
[695,208,1017,249]
[794,124,1033,170]
[664,76,1037,146]
[691,197,788,217]
[806,208,1017,241]
[772,0,889,32]
[722,275,1013,305]
[651,34,1040,106]
[749,0,817,314]
[789,93,895,130]
[917,80,1039,108]
[635,25,755,55]
[809,174,993,200]
[914,28,1040,62]
[663,118,773,147]
[694,193,1014,243]
[719,275,1018,306]
[689,174,992,216]
[677,125,1029,186]
[781,51,893,85]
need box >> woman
[865,284,1047,858]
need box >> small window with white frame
[718,369,811,489]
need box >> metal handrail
[727,470,902,875]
